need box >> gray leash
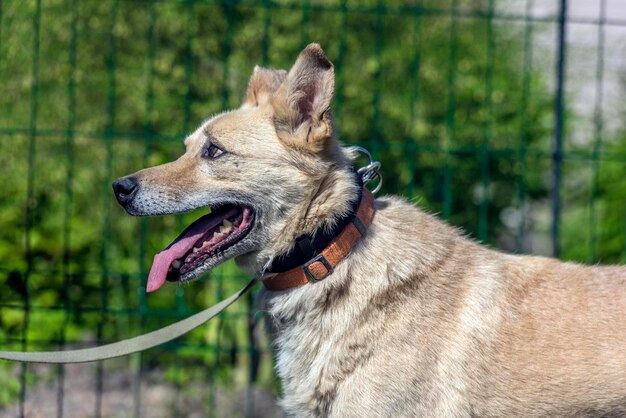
[0,278,257,363]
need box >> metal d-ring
[354,146,383,194]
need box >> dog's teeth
[223,219,232,227]
[219,224,232,234]
[172,260,181,269]
[201,240,211,249]
[214,232,224,239]
[193,247,200,253]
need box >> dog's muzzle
[112,176,139,206]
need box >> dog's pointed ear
[271,43,335,153]
[241,66,287,109]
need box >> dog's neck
[266,168,362,274]
[261,164,360,274]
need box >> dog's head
[112,44,360,292]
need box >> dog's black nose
[112,176,138,206]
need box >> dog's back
[477,258,626,417]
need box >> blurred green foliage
[0,0,624,412]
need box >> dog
[113,44,626,417]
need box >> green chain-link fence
[1,0,625,416]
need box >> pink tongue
[146,210,232,293]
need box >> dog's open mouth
[146,204,255,292]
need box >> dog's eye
[203,144,225,159]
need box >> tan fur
[271,44,337,157]
[242,66,287,108]
[117,44,626,417]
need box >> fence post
[552,0,567,258]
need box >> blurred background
[1,0,625,417]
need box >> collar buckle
[303,254,334,283]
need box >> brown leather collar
[262,189,376,291]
